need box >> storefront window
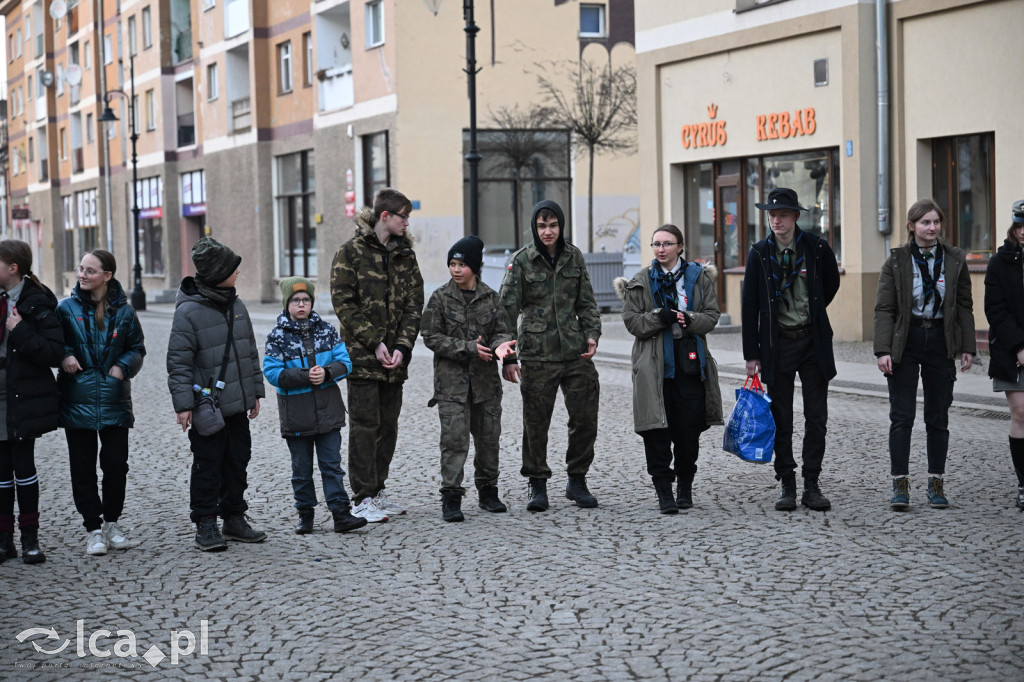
[141,219,164,276]
[684,163,713,263]
[276,150,317,278]
[931,132,994,262]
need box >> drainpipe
[99,0,114,250]
[876,0,890,235]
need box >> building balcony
[231,96,251,134]
[177,113,195,147]
[318,64,353,112]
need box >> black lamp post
[98,54,145,311]
[463,0,481,237]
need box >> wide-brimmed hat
[755,188,807,212]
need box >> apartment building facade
[636,0,1024,341]
[1,0,639,302]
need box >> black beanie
[447,235,484,275]
[191,237,242,285]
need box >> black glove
[657,307,677,326]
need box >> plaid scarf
[911,242,943,317]
[653,260,686,310]
[768,233,804,309]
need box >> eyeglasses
[77,267,109,276]
[289,297,312,305]
[650,242,679,249]
[391,212,410,222]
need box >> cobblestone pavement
[2,310,1021,680]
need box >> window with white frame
[86,113,94,143]
[63,195,76,271]
[15,28,21,58]
[303,32,313,87]
[278,41,293,94]
[579,4,606,38]
[104,34,113,64]
[128,15,137,55]
[365,1,384,48]
[60,127,68,160]
[132,95,140,133]
[207,63,218,100]
[146,89,155,130]
[76,189,99,255]
[142,6,152,49]
[84,39,91,69]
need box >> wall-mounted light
[340,33,350,49]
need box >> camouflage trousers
[436,394,502,493]
[347,379,404,502]
[519,359,599,479]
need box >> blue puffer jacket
[57,279,146,430]
[263,311,352,437]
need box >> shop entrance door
[714,169,741,306]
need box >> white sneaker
[352,497,389,523]
[103,521,128,549]
[373,491,406,515]
[86,529,108,556]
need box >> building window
[207,63,218,100]
[275,150,317,277]
[365,1,384,48]
[132,95,140,133]
[60,127,68,160]
[63,195,76,271]
[128,15,137,55]
[931,132,995,262]
[302,31,313,87]
[579,4,606,38]
[15,28,21,58]
[278,41,293,93]
[146,89,156,130]
[103,34,113,64]
[142,6,152,49]
[203,0,215,8]
[362,131,389,208]
[8,35,12,63]
[84,39,91,69]
[76,189,99,256]
[27,137,34,163]
[134,176,164,276]
[86,113,94,143]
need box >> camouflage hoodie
[330,206,424,383]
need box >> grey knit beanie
[191,237,242,285]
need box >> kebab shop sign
[679,104,818,149]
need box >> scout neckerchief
[768,232,804,309]
[652,259,686,310]
[911,241,943,317]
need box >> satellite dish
[40,70,55,88]
[64,63,82,86]
[49,0,67,20]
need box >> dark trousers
[66,427,130,531]
[887,324,955,476]
[519,359,599,479]
[0,439,39,530]
[642,370,706,483]
[347,379,404,501]
[188,413,252,523]
[768,335,830,481]
[286,430,350,511]
[437,394,502,493]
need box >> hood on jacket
[614,261,719,301]
[72,277,128,308]
[530,199,567,255]
[353,206,416,246]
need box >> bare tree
[537,59,637,249]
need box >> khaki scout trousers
[347,378,404,501]
[437,394,502,493]
[519,359,599,479]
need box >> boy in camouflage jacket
[421,236,516,522]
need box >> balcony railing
[231,96,251,134]
[318,64,354,112]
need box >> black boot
[801,478,832,511]
[0,531,16,563]
[295,509,315,535]
[676,476,694,510]
[565,474,598,508]
[775,474,797,511]
[441,491,464,522]
[654,480,678,515]
[222,515,267,543]
[526,478,549,512]
[332,505,368,533]
[194,516,227,552]
[478,486,507,513]
[20,528,46,564]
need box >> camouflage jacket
[330,207,424,383]
[499,242,601,362]
[421,279,513,405]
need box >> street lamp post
[98,54,145,311]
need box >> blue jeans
[887,323,955,476]
[286,430,351,511]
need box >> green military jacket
[499,242,601,362]
[421,278,513,405]
[330,207,424,383]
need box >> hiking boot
[890,476,910,510]
[927,477,949,509]
[0,531,17,562]
[295,509,315,535]
[441,491,464,522]
[477,485,507,513]
[86,529,108,556]
[654,480,678,515]
[194,516,227,552]
[526,478,549,512]
[801,479,831,511]
[332,506,368,533]
[20,529,46,564]
[221,515,267,543]
[565,474,598,508]
[676,477,693,510]
[775,475,797,511]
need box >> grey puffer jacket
[167,277,265,418]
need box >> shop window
[76,189,99,256]
[276,150,317,278]
[133,176,164,276]
[931,132,995,262]
[362,131,389,207]
[579,4,606,38]
[463,128,572,252]
[63,196,76,272]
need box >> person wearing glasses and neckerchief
[742,187,840,512]
[330,188,424,523]
[874,199,975,510]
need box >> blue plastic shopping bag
[722,376,775,463]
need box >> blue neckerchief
[649,260,707,380]
[911,242,943,317]
[768,232,804,309]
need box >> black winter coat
[4,277,64,439]
[741,228,841,386]
[984,239,1024,382]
